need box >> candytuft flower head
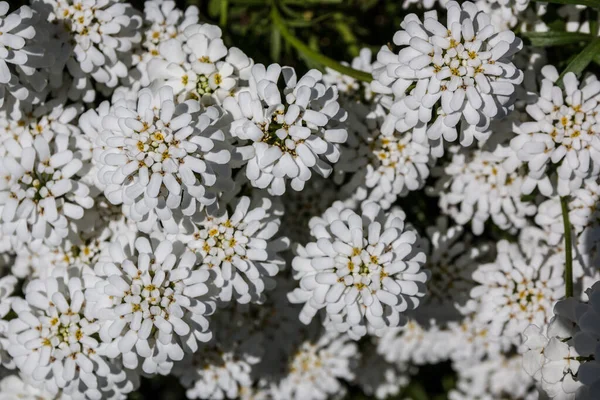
[511,65,600,196]
[0,135,93,250]
[373,1,523,153]
[289,201,428,340]
[88,235,215,375]
[180,195,288,305]
[8,275,135,399]
[224,63,348,196]
[95,85,232,234]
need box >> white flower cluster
[0,0,599,399]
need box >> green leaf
[208,0,221,18]
[521,31,591,47]
[534,0,600,8]
[558,38,600,86]
[271,5,373,82]
[270,26,281,62]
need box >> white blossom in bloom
[224,64,348,196]
[8,275,135,399]
[88,235,214,375]
[42,0,142,93]
[274,332,358,400]
[435,145,536,235]
[372,1,523,151]
[0,375,54,400]
[95,85,232,233]
[470,240,564,342]
[445,311,510,363]
[147,22,252,104]
[180,195,288,304]
[336,105,431,206]
[0,2,52,108]
[0,99,83,154]
[0,274,16,369]
[449,355,538,400]
[511,65,600,196]
[376,318,452,365]
[132,0,199,86]
[289,201,428,339]
[0,136,93,249]
[174,306,264,400]
[523,298,585,399]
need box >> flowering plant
[1,0,600,398]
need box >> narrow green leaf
[534,0,600,8]
[521,31,591,47]
[270,26,281,62]
[270,5,373,82]
[558,38,600,86]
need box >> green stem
[270,4,373,83]
[534,0,600,8]
[560,196,574,298]
[220,0,228,27]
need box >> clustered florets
[0,0,599,399]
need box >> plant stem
[270,4,373,83]
[220,0,228,27]
[534,0,600,8]
[560,196,574,298]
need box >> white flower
[470,240,564,342]
[336,104,431,206]
[88,235,214,375]
[0,274,16,369]
[449,355,538,400]
[376,318,452,366]
[133,0,199,86]
[224,64,348,196]
[511,65,600,196]
[289,201,428,339]
[8,275,133,399]
[0,135,93,249]
[274,332,357,400]
[147,23,252,104]
[0,2,52,108]
[179,195,288,304]
[95,85,232,234]
[435,145,536,235]
[523,297,585,399]
[0,99,83,154]
[43,0,143,92]
[373,1,523,151]
[0,375,54,400]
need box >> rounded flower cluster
[289,201,428,339]
[436,145,536,235]
[147,21,251,104]
[373,1,523,153]
[224,64,348,195]
[95,85,232,233]
[0,135,92,249]
[88,236,214,375]
[181,195,288,304]
[512,65,600,196]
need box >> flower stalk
[560,196,574,298]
